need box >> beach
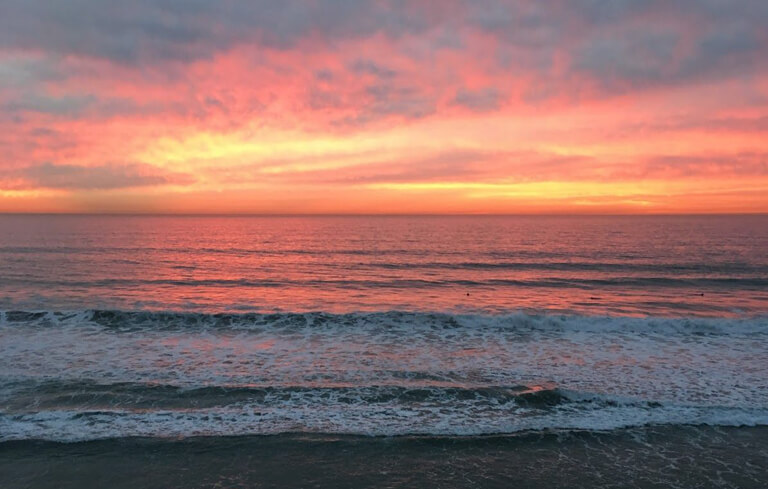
[3,428,768,488]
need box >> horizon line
[1,212,766,217]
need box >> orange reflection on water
[1,215,766,317]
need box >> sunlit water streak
[1,215,766,316]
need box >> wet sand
[2,426,767,489]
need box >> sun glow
[1,2,767,214]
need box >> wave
[2,309,766,442]
[3,244,765,274]
[2,382,766,442]
[0,380,565,411]
[4,276,768,290]
[1,309,766,334]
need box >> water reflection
[0,215,766,316]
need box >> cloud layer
[1,163,193,190]
[1,1,767,212]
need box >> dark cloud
[1,163,195,190]
[572,23,766,94]
[0,89,173,121]
[2,1,765,66]
[313,81,438,127]
[349,59,398,79]
[452,87,501,111]
[2,94,96,117]
[1,1,767,111]
[314,69,335,81]
[571,28,680,90]
[347,83,437,124]
[0,0,438,64]
[0,56,66,87]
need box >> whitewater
[2,310,766,441]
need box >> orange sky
[1,1,767,214]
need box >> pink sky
[1,1,767,213]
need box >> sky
[1,0,767,214]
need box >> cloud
[348,59,398,79]
[1,163,195,190]
[318,150,503,184]
[0,1,440,64]
[363,83,436,118]
[2,1,767,124]
[2,1,765,79]
[1,1,766,214]
[314,69,335,81]
[0,55,66,87]
[212,149,600,186]
[0,85,168,121]
[325,82,437,126]
[452,87,501,111]
[572,24,766,94]
[2,93,96,117]
[218,149,768,186]
[626,115,768,134]
[625,153,768,179]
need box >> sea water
[1,215,767,488]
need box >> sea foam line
[1,309,766,335]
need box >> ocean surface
[1,214,767,488]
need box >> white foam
[2,402,767,442]
[1,310,767,441]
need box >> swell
[3,309,767,441]
[3,377,768,441]
[2,309,765,334]
[2,389,767,442]
[3,276,768,290]
[0,380,565,412]
[3,244,765,273]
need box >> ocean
[1,215,767,488]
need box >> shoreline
[3,426,767,488]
